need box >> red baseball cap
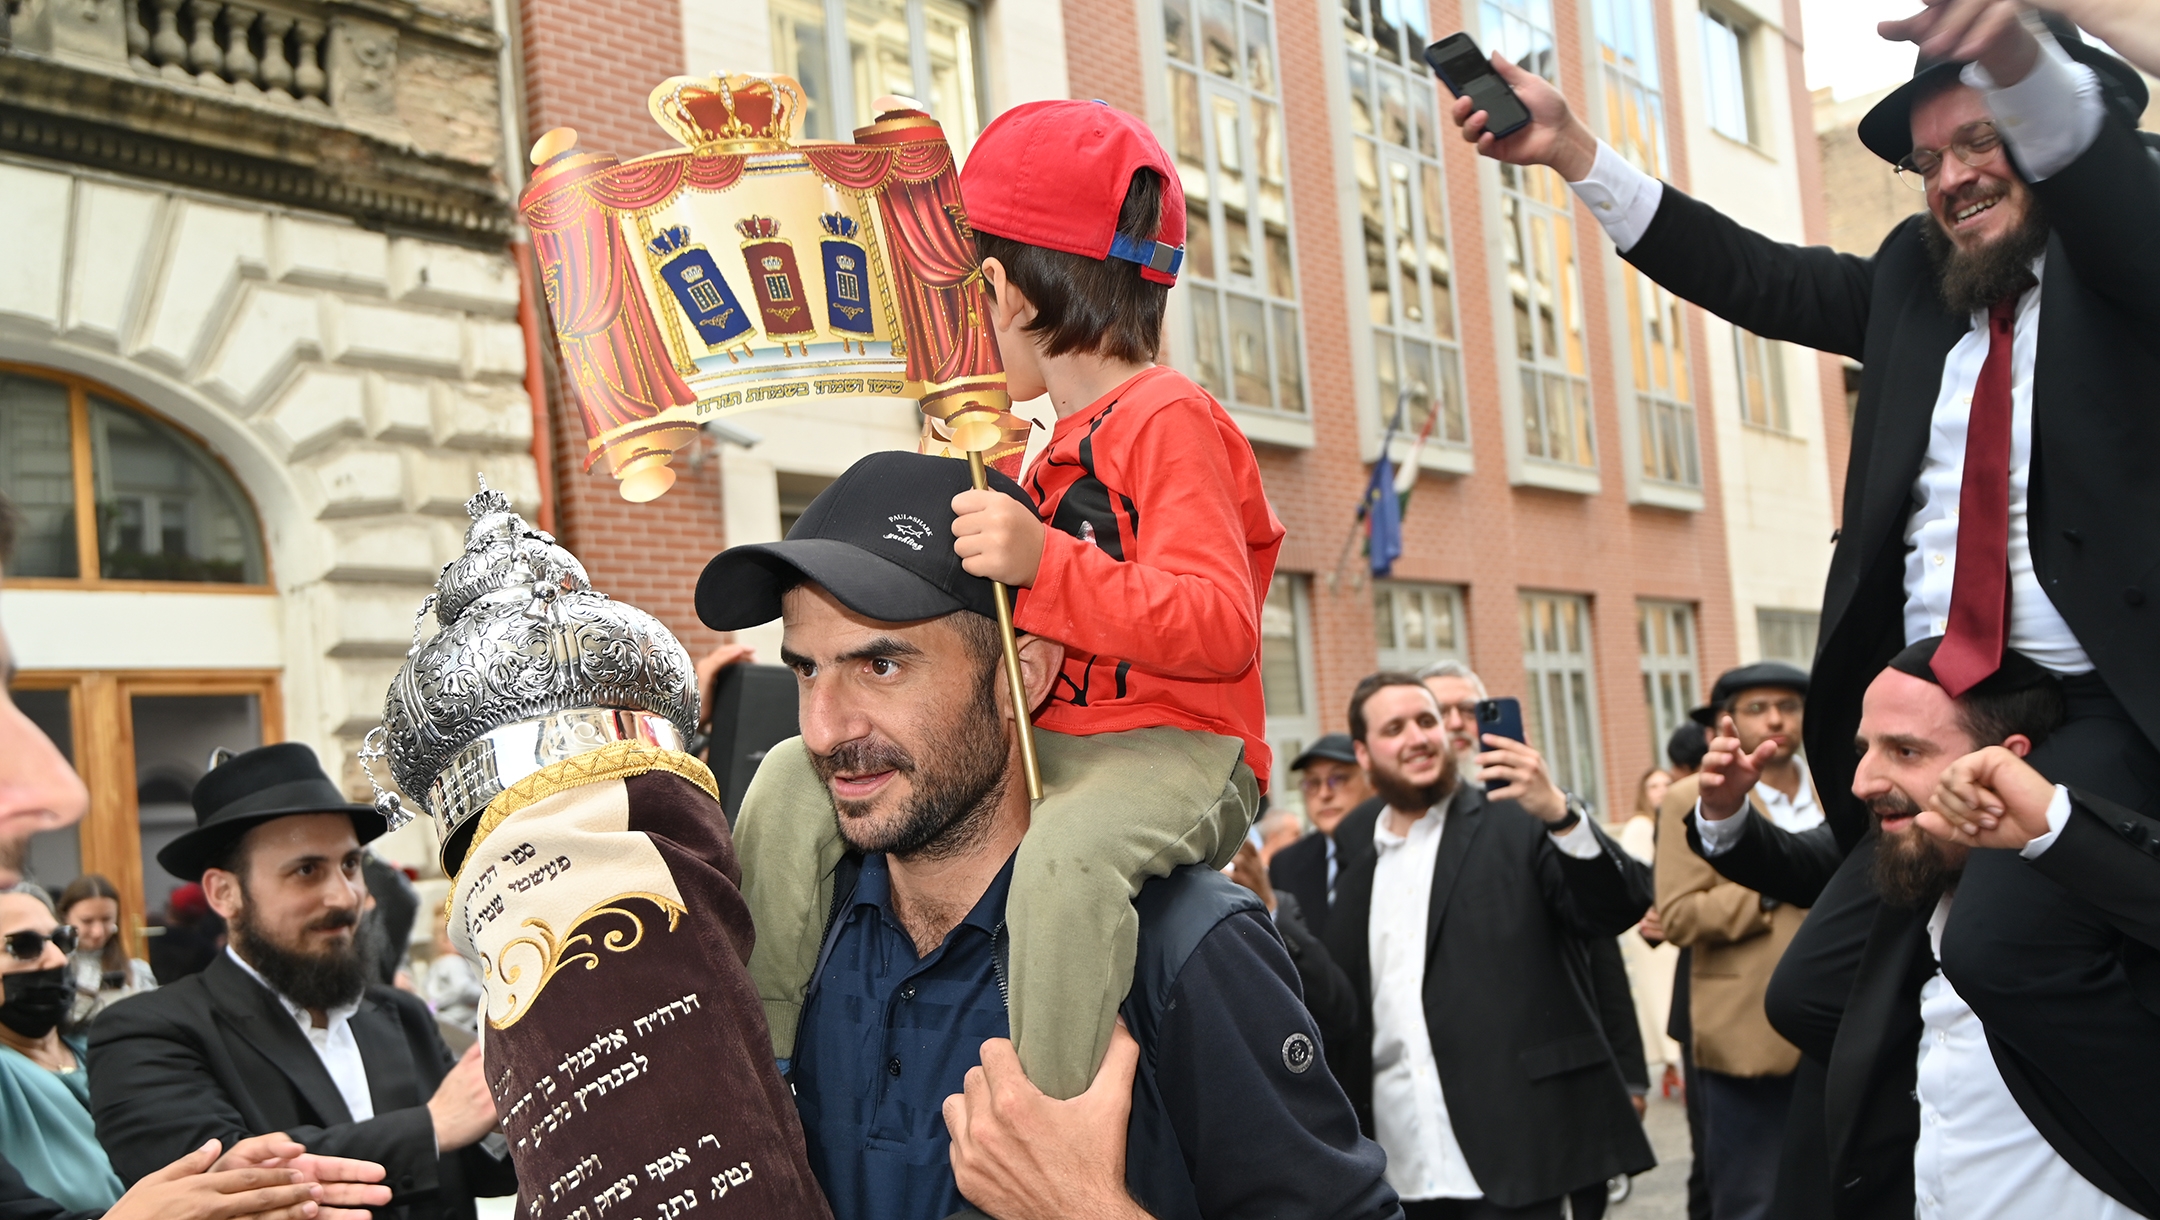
[960,100,1187,285]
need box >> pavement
[1613,1087,1694,1220]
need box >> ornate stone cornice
[0,40,511,243]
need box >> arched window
[0,365,267,587]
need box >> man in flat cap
[1269,734,1371,940]
[88,743,516,1218]
[1654,663,1818,1220]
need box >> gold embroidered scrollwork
[484,892,688,1030]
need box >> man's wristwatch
[1549,793,1590,835]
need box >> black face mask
[0,967,76,1039]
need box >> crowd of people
[0,0,2155,1215]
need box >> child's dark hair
[973,168,1168,364]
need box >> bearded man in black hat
[87,743,517,1218]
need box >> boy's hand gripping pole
[947,405,1043,802]
[965,448,1044,801]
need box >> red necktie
[1931,299,2018,698]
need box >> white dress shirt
[1571,31,2105,673]
[1365,795,1605,1201]
[226,947,375,1122]
[1369,801,1480,1201]
[1916,895,2131,1220]
[1754,758,1823,835]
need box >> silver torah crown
[375,478,700,871]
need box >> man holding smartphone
[1323,672,1654,1218]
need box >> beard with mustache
[229,892,375,1012]
[809,661,1010,863]
[1923,177,2050,315]
[1368,744,1457,815]
[1868,789,1964,910]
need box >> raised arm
[1446,51,1877,358]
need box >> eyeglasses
[2,926,77,962]
[1734,698,1803,717]
[1895,122,2003,190]
[1300,772,1359,795]
[1437,701,1480,722]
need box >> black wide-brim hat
[1858,14,2148,164]
[159,742,388,882]
[696,450,1036,631]
[1690,661,1811,726]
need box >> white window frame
[1373,580,1468,673]
[1755,607,1820,667]
[1262,574,1321,813]
[1159,0,1310,431]
[1336,0,1472,476]
[1520,591,1603,810]
[1699,6,1757,147]
[1478,0,1597,494]
[1638,600,1699,770]
[1734,328,1791,432]
[768,0,989,155]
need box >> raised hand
[427,1041,499,1152]
[1476,734,1568,823]
[1915,744,2059,850]
[1444,53,1600,180]
[1697,714,1776,822]
[1878,0,2041,85]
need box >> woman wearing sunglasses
[0,887,124,1211]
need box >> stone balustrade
[0,0,512,240]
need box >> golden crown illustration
[649,73,805,151]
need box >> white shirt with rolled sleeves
[1569,30,2106,673]
[1366,797,1604,1202]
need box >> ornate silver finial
[357,727,416,832]
[378,476,699,872]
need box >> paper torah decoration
[521,73,1024,502]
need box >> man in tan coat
[1656,662,1817,1220]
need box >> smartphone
[1424,32,1533,139]
[1475,697,1527,793]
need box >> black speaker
[704,663,800,824]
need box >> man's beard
[1368,749,1456,815]
[1868,790,1963,909]
[230,896,373,1011]
[1923,182,2049,315]
[810,669,1009,863]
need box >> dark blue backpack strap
[804,851,865,1008]
[1119,866,1266,1220]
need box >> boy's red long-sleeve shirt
[1014,365,1285,788]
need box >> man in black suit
[1690,641,2160,1217]
[1322,672,1654,1218]
[1270,734,1372,938]
[0,497,393,1220]
[90,744,516,1219]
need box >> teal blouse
[0,1039,125,1211]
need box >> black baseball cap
[696,450,1037,630]
[1290,734,1360,771]
[1690,661,1810,726]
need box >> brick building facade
[501,0,1865,820]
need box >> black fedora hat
[158,743,388,882]
[1689,661,1810,726]
[1857,15,2148,165]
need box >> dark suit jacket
[1620,112,2160,856]
[87,954,516,1219]
[1269,828,1334,939]
[1323,786,1657,1206]
[1699,795,2160,1219]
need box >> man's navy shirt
[792,851,1015,1220]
